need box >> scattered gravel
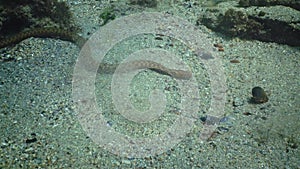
[0,0,299,168]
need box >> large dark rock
[198,4,300,46]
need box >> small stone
[251,86,268,104]
[233,97,243,107]
[25,137,37,144]
[16,57,23,61]
[122,159,131,165]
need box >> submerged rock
[251,86,268,104]
[198,5,300,46]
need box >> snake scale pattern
[97,60,192,80]
[0,28,192,80]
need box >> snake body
[0,28,86,49]
[0,28,192,80]
[97,60,192,80]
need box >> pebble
[25,138,37,144]
[233,97,244,107]
[122,159,131,165]
[251,86,268,104]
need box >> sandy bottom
[0,0,299,168]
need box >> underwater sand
[0,0,299,168]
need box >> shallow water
[0,0,299,168]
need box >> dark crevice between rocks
[239,0,300,11]
[249,16,300,46]
[198,8,300,46]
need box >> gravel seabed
[0,0,299,168]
